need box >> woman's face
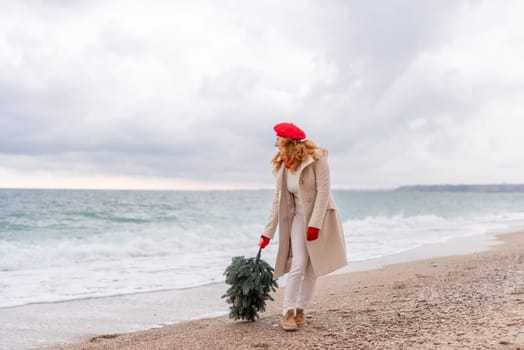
[275,137,285,151]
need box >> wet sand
[46,231,524,350]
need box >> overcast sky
[1,0,523,190]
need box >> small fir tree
[222,249,278,321]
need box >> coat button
[299,179,304,184]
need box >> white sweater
[286,169,304,216]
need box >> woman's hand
[306,227,319,241]
[259,235,270,249]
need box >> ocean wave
[343,211,524,261]
[2,189,524,310]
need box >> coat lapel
[294,155,315,179]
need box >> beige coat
[262,150,348,280]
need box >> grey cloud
[199,66,260,99]
[219,1,468,156]
[1,0,523,188]
[98,25,148,58]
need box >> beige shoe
[295,308,306,326]
[281,309,297,331]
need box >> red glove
[306,227,319,241]
[259,235,270,249]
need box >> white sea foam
[343,211,524,262]
[0,235,249,308]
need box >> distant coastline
[396,184,524,192]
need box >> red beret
[273,122,306,140]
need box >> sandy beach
[42,231,524,350]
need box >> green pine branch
[222,255,278,321]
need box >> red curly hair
[272,138,325,172]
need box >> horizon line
[0,186,394,191]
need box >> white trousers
[282,206,317,314]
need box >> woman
[258,122,348,331]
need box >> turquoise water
[1,188,524,308]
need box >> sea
[1,188,524,311]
